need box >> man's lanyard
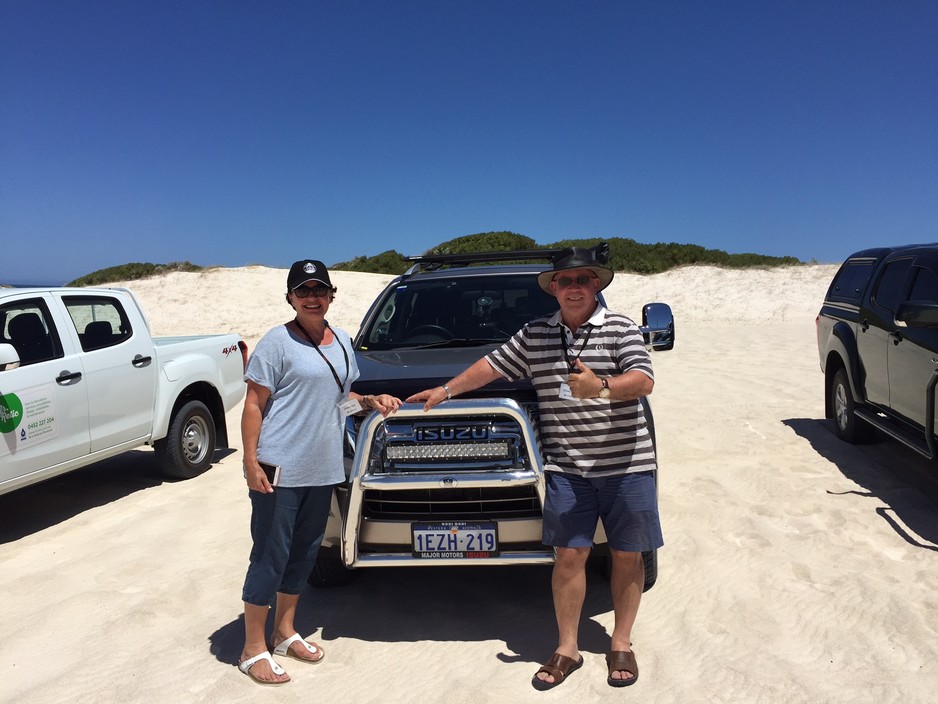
[293,318,350,392]
[559,323,594,370]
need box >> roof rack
[405,242,609,273]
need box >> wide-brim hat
[537,246,614,295]
[287,259,333,291]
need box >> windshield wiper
[404,337,507,350]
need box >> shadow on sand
[0,447,235,544]
[784,417,938,552]
[209,561,619,668]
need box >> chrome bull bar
[341,398,555,567]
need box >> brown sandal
[532,652,584,690]
[606,649,638,687]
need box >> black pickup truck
[311,243,674,590]
[817,243,938,457]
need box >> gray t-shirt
[245,323,360,487]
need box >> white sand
[2,264,936,704]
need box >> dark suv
[817,243,938,456]
[311,244,674,590]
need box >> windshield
[359,273,559,350]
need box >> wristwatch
[599,377,611,399]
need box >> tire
[591,550,658,593]
[642,549,657,592]
[308,555,356,588]
[154,400,216,479]
[831,368,872,444]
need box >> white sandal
[238,651,290,686]
[272,632,326,663]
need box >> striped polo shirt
[485,304,657,477]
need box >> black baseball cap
[287,259,333,291]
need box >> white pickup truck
[0,286,247,495]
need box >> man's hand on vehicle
[406,386,448,412]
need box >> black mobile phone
[258,461,281,486]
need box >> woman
[238,259,401,686]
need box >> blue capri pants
[241,485,334,606]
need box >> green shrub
[332,250,409,274]
[331,233,799,275]
[68,261,204,287]
[70,232,802,284]
[428,231,538,255]
[545,237,799,274]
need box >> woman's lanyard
[559,323,594,371]
[293,318,350,393]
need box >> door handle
[56,370,82,384]
[860,319,869,332]
[132,354,153,367]
[888,331,903,345]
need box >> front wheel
[155,400,216,479]
[591,549,658,592]
[831,368,872,444]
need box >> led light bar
[386,441,510,461]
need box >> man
[406,246,662,690]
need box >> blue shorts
[241,485,334,606]
[542,471,664,552]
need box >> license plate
[411,522,499,558]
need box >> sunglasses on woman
[293,284,332,298]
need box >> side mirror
[0,343,21,371]
[641,302,675,351]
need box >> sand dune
[1,263,936,704]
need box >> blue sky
[2,1,936,284]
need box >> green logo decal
[0,393,24,433]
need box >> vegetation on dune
[69,232,802,283]
[67,261,204,286]
[428,231,540,254]
[549,236,801,273]
[329,249,410,275]
[332,231,801,276]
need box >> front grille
[375,414,533,473]
[519,400,540,435]
[362,485,542,521]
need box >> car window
[63,296,133,352]
[907,265,938,304]
[870,258,912,314]
[827,260,875,303]
[0,299,63,366]
[361,274,556,349]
